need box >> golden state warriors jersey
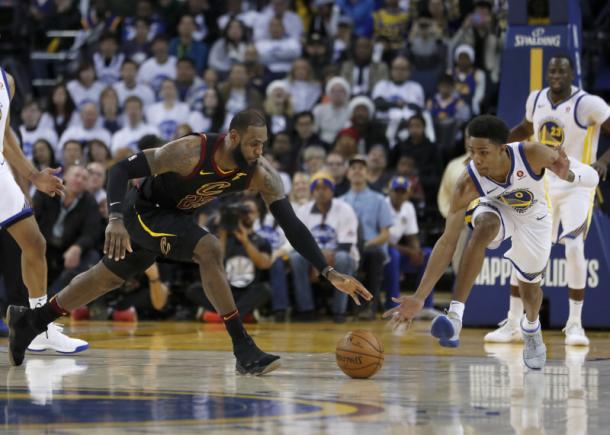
[0,69,11,155]
[466,142,549,217]
[526,86,610,164]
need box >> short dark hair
[177,57,195,68]
[294,111,314,123]
[407,113,426,127]
[438,74,455,87]
[549,53,574,70]
[229,109,267,133]
[467,115,509,145]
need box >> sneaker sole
[431,316,459,348]
[236,358,282,376]
[27,343,90,354]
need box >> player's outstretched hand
[591,160,608,181]
[326,270,372,306]
[104,217,133,261]
[383,296,424,332]
[31,167,65,198]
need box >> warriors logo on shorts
[497,189,534,213]
[538,120,565,147]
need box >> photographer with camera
[187,197,272,323]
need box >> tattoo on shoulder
[259,159,285,203]
[152,135,201,176]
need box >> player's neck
[215,143,238,173]
[549,87,572,104]
[488,149,512,184]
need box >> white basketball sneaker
[563,322,590,346]
[430,312,462,347]
[28,323,89,354]
[521,322,546,370]
[484,314,523,343]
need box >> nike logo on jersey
[199,170,214,176]
[535,214,547,221]
[486,187,499,194]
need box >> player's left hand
[591,160,608,181]
[383,296,425,332]
[31,167,65,198]
[326,270,372,306]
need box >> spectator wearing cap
[137,35,178,95]
[169,14,209,74]
[337,0,375,37]
[58,103,112,161]
[341,155,394,319]
[255,17,302,78]
[93,32,125,86]
[286,59,322,113]
[67,62,106,109]
[264,80,293,135]
[113,59,156,110]
[333,127,359,160]
[366,144,393,193]
[325,151,350,196]
[313,77,351,145]
[253,0,304,42]
[340,37,388,97]
[290,171,359,322]
[208,18,249,77]
[452,44,486,115]
[347,96,389,152]
[112,96,159,155]
[450,0,502,84]
[383,176,440,319]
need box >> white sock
[508,295,524,322]
[522,316,540,333]
[449,301,465,321]
[568,299,583,325]
[29,295,47,309]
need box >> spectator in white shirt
[67,62,106,108]
[290,171,359,322]
[58,103,112,160]
[208,18,249,77]
[255,17,301,76]
[383,176,439,318]
[112,96,160,154]
[286,58,322,113]
[254,0,304,42]
[137,34,177,95]
[113,59,156,109]
[372,55,425,120]
[93,32,125,86]
[175,58,207,109]
[264,80,293,135]
[19,99,58,160]
[145,79,196,140]
[313,76,351,144]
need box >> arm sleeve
[269,197,328,272]
[106,152,152,214]
[568,157,600,188]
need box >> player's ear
[229,129,240,145]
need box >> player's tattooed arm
[252,157,286,205]
[143,135,202,176]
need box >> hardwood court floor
[2,319,610,434]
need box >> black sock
[222,309,249,346]
[31,297,66,331]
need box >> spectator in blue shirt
[169,14,209,74]
[341,155,394,319]
[337,0,375,37]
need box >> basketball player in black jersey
[7,109,372,374]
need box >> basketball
[335,330,384,379]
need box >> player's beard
[233,143,256,171]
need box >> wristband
[321,266,335,279]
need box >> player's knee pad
[564,236,586,289]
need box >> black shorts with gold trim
[102,189,209,280]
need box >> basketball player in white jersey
[485,55,610,346]
[384,115,599,369]
[0,70,88,353]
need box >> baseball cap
[348,154,368,167]
[389,176,410,191]
[309,171,335,192]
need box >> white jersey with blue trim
[526,86,610,165]
[0,68,10,156]
[466,142,549,217]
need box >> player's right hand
[31,167,65,198]
[383,296,424,332]
[104,218,133,261]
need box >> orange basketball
[335,330,384,379]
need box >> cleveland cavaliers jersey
[466,142,549,217]
[139,133,256,212]
[526,86,610,164]
[0,68,10,155]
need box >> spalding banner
[463,210,610,328]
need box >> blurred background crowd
[0,0,609,324]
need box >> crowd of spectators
[0,0,532,323]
